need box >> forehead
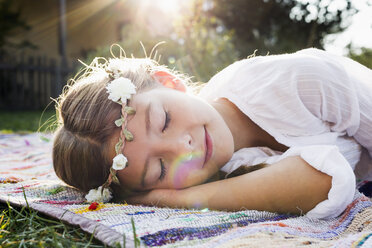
[132,85,190,105]
[107,93,155,190]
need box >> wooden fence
[0,54,78,110]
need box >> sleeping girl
[53,47,372,219]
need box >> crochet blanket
[1,133,372,247]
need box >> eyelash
[159,159,166,181]
[162,111,171,132]
[158,111,170,182]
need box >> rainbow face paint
[169,151,204,188]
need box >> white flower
[106,77,136,103]
[107,58,127,77]
[112,154,128,170]
[78,70,108,85]
[85,186,112,203]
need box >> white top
[199,48,372,219]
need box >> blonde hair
[53,52,189,195]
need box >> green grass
[0,111,126,247]
[0,202,109,248]
[0,110,57,133]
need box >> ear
[153,71,187,92]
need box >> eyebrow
[141,103,152,188]
[141,156,150,188]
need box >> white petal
[107,59,126,73]
[85,186,113,203]
[106,77,136,104]
[101,187,113,202]
[112,154,128,170]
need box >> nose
[156,133,193,158]
[172,133,193,154]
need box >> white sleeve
[220,147,282,175]
[297,48,372,157]
[267,145,356,219]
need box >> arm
[128,156,332,215]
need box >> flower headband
[85,63,136,203]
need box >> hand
[126,186,211,209]
[126,188,183,208]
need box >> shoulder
[199,48,351,103]
[207,49,342,85]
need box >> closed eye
[159,158,166,181]
[162,111,171,132]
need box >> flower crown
[85,61,136,203]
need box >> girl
[53,47,372,219]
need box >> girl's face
[110,86,234,191]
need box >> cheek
[117,167,141,190]
[167,153,204,189]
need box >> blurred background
[0,0,371,132]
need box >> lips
[203,126,213,166]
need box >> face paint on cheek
[169,151,204,188]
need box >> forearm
[182,156,332,214]
[128,156,332,215]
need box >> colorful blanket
[1,133,372,247]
